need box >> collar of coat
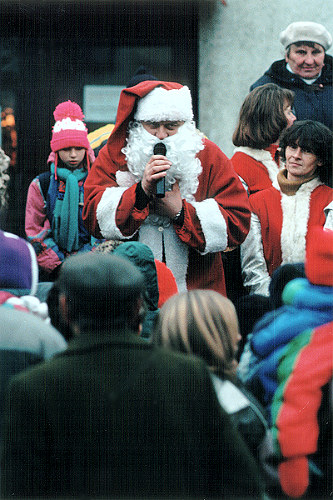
[56,329,153,358]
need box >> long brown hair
[232,83,294,149]
[154,289,240,379]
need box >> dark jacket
[1,330,263,498]
[250,55,333,131]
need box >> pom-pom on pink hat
[50,100,90,153]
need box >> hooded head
[0,230,38,296]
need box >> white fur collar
[280,177,323,265]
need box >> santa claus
[83,80,250,295]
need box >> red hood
[106,80,184,169]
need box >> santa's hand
[141,154,172,196]
[153,181,182,219]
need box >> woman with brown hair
[241,120,333,296]
[154,289,273,481]
[225,84,296,302]
[231,83,296,195]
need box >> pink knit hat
[50,101,90,153]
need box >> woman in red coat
[231,83,296,195]
[241,120,333,296]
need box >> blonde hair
[154,289,240,379]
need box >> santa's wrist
[135,182,151,209]
[172,206,184,225]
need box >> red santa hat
[305,226,333,286]
[105,81,188,170]
[134,85,193,123]
[50,100,90,153]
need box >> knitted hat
[50,100,90,153]
[280,21,332,50]
[134,85,193,122]
[0,230,38,296]
[154,260,178,308]
[305,226,333,286]
[127,66,158,88]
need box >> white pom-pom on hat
[134,85,193,123]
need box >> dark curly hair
[279,120,333,187]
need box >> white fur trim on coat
[233,146,281,185]
[190,198,228,254]
[280,178,322,264]
[139,223,189,293]
[96,186,135,240]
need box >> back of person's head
[154,289,240,379]
[232,83,294,149]
[0,230,38,296]
[56,252,145,332]
[269,263,306,309]
[279,120,333,186]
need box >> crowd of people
[0,19,332,500]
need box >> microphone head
[153,142,167,156]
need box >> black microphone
[153,142,167,198]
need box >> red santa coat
[83,81,251,295]
[241,178,333,295]
[231,144,280,195]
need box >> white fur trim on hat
[134,86,193,122]
[280,21,332,50]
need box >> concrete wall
[198,0,333,158]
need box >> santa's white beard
[121,121,204,202]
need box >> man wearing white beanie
[83,80,251,296]
[250,21,332,131]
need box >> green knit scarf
[51,163,87,253]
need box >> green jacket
[1,330,263,498]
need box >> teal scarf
[51,163,87,253]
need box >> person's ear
[130,296,147,334]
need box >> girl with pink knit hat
[25,101,100,280]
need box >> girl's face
[58,147,86,169]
